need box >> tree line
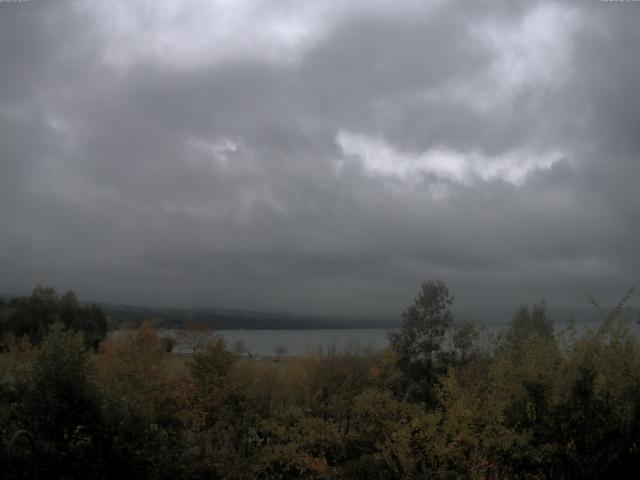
[0,286,107,351]
[1,282,639,479]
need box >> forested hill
[1,292,395,330]
[96,303,399,330]
[87,303,640,331]
[3,292,634,331]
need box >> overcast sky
[0,0,638,318]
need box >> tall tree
[503,302,553,350]
[389,280,454,405]
[14,323,103,478]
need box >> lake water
[164,328,394,356]
[160,319,640,357]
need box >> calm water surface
[155,320,640,357]
[165,328,393,356]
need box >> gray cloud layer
[1,0,638,317]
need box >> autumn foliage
[1,282,640,479]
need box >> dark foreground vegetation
[1,282,639,479]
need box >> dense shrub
[1,282,639,479]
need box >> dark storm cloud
[0,0,638,317]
